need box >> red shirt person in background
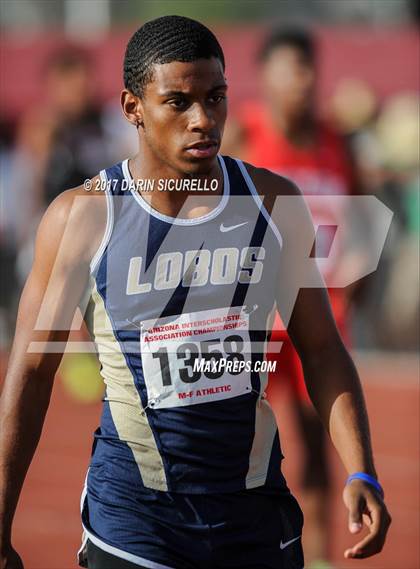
[222,28,356,569]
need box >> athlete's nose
[188,103,216,132]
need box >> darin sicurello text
[128,178,219,192]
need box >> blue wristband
[346,472,384,498]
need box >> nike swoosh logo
[220,222,248,233]
[280,535,301,550]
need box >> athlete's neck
[127,153,224,221]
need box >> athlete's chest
[97,198,279,326]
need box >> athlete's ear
[121,89,144,129]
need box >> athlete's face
[261,46,315,120]
[125,57,227,175]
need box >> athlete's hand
[343,479,391,559]
[0,545,24,569]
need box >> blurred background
[0,1,418,568]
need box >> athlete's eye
[209,94,226,104]
[168,98,188,110]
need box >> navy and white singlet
[78,155,303,568]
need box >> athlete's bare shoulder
[237,161,314,243]
[36,174,107,270]
[240,161,302,199]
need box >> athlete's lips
[185,139,219,159]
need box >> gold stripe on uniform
[87,279,168,491]
[245,395,278,488]
[245,301,278,488]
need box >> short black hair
[258,27,316,64]
[124,15,225,97]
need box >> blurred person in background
[222,28,360,569]
[374,93,420,350]
[327,78,387,350]
[330,85,419,351]
[12,46,112,401]
[17,45,110,210]
[14,44,111,283]
[328,78,381,196]
[13,44,109,282]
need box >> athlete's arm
[246,164,391,560]
[0,184,105,568]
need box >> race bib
[140,306,252,409]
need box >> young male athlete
[0,16,390,569]
[222,28,358,568]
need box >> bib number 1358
[152,334,244,385]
